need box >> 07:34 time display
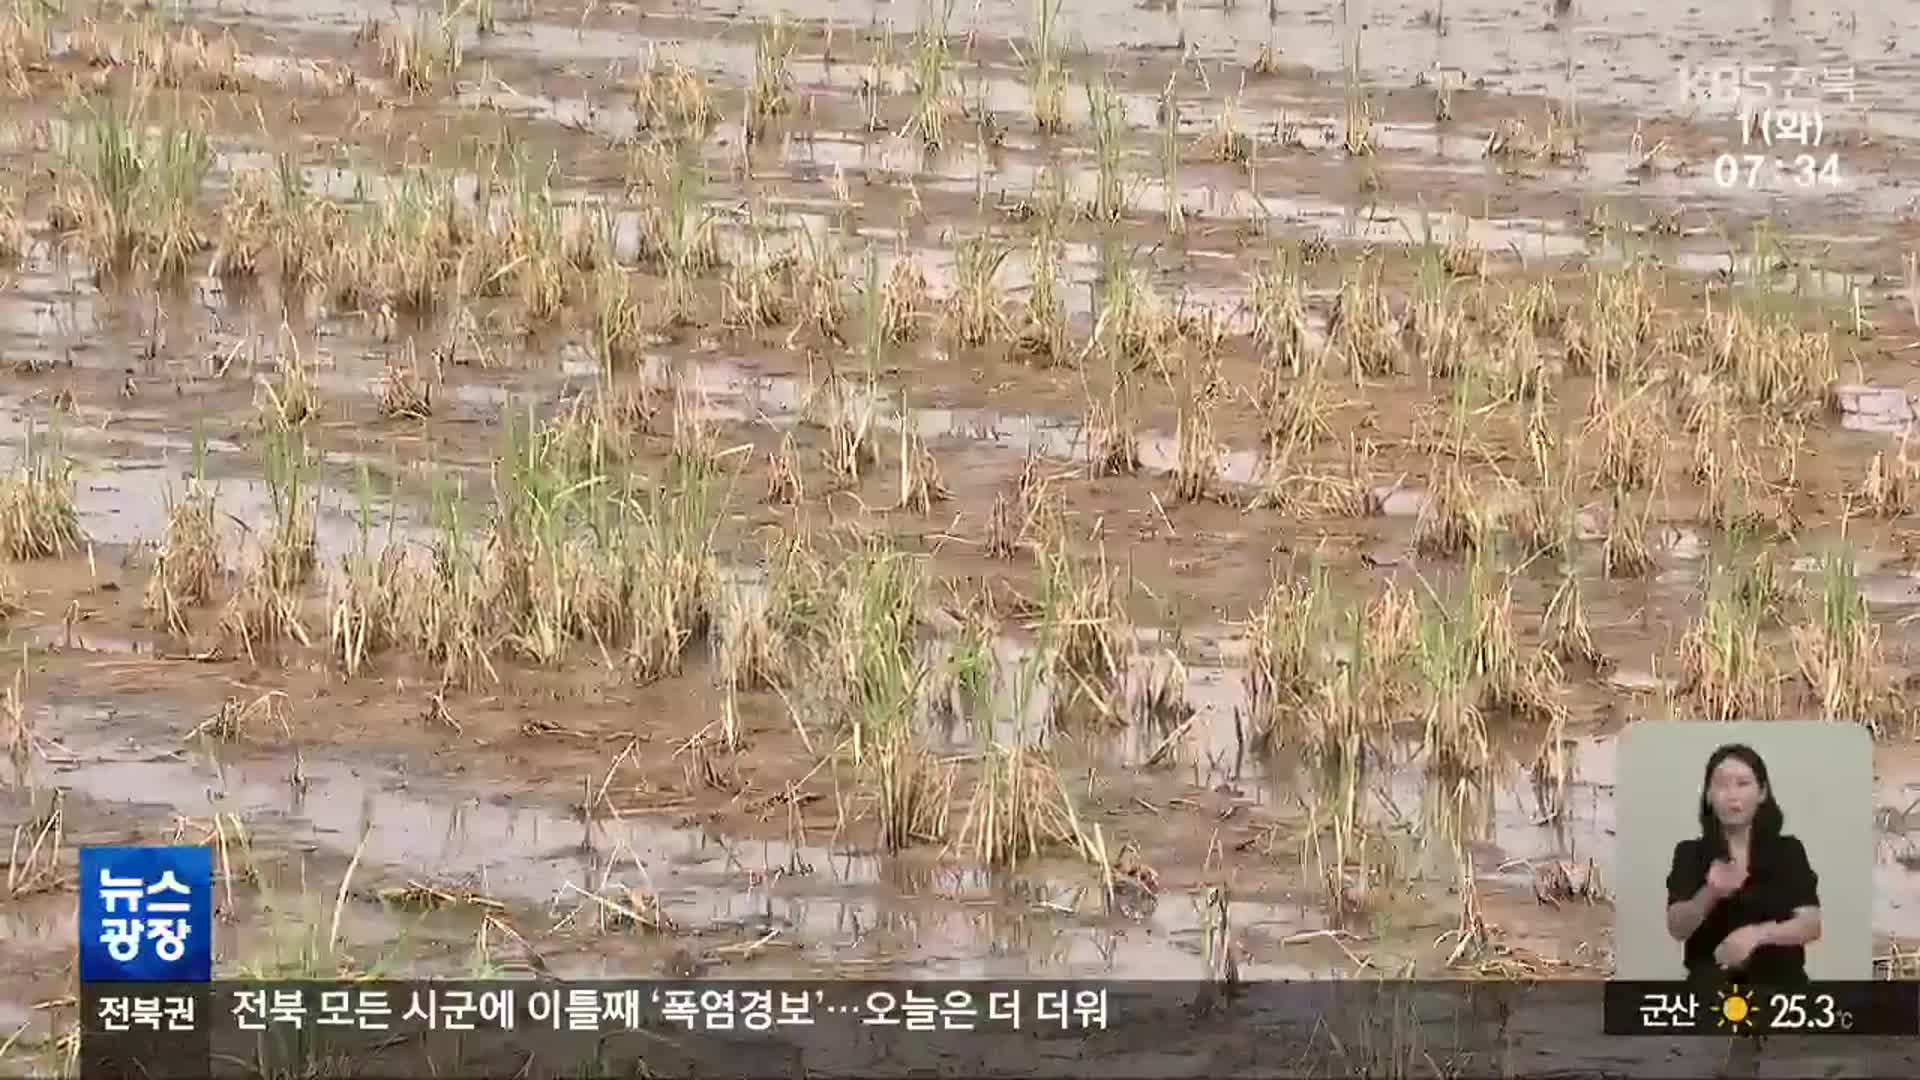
[1713,152,1841,189]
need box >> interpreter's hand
[1715,924,1768,970]
[1705,858,1746,899]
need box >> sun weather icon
[1716,986,1754,1033]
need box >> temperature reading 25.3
[1714,152,1842,189]
[1766,992,1850,1032]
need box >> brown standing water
[2,0,1919,1072]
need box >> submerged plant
[1679,566,1777,722]
[746,17,796,137]
[328,467,402,677]
[1564,266,1654,382]
[944,236,1011,348]
[1013,211,1070,364]
[1251,252,1309,377]
[1791,550,1890,732]
[1413,461,1487,559]
[874,727,954,851]
[0,422,83,561]
[141,125,213,279]
[1026,0,1068,134]
[371,3,463,94]
[1245,560,1330,746]
[1169,346,1221,502]
[145,429,223,636]
[1711,301,1837,412]
[633,56,719,139]
[1330,261,1401,378]
[1415,599,1490,781]
[1085,76,1128,223]
[955,739,1092,869]
[1033,518,1131,718]
[907,1,955,151]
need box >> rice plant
[1033,517,1131,716]
[1159,81,1185,237]
[592,261,645,368]
[944,237,1010,348]
[1848,441,1916,518]
[633,57,719,139]
[140,124,212,279]
[1791,550,1888,731]
[1513,429,1577,563]
[1413,462,1487,559]
[1415,600,1490,781]
[398,477,498,689]
[1601,487,1654,579]
[896,422,950,514]
[377,349,434,420]
[1409,254,1469,380]
[955,739,1093,869]
[1710,301,1837,412]
[1251,252,1309,377]
[1170,346,1221,502]
[1245,560,1330,746]
[1564,266,1654,382]
[0,421,83,560]
[722,233,792,332]
[1330,261,1401,378]
[502,170,568,321]
[262,331,316,429]
[145,429,222,636]
[746,18,796,138]
[1205,96,1255,165]
[0,0,50,91]
[634,148,720,276]
[764,430,805,506]
[1339,16,1375,156]
[328,467,402,677]
[1679,566,1776,722]
[790,228,851,344]
[1026,0,1067,134]
[874,728,954,850]
[250,429,309,603]
[211,168,277,278]
[1585,380,1664,491]
[61,107,145,272]
[1013,212,1069,364]
[907,1,955,152]
[371,3,463,94]
[813,541,926,764]
[622,422,724,682]
[1542,571,1603,669]
[714,583,783,692]
[1261,344,1341,464]
[879,249,929,345]
[1085,76,1129,224]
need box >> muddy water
[25,694,1335,979]
[699,0,1920,136]
[19,652,1920,993]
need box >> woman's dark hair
[1698,742,1785,860]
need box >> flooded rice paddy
[3,0,1920,1073]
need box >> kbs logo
[1675,63,1858,111]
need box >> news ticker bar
[78,980,1920,1080]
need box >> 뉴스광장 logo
[79,846,213,982]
